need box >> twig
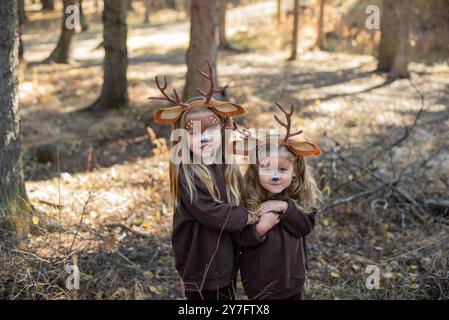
[68,191,94,253]
[199,205,233,292]
[382,234,449,263]
[37,199,64,210]
[11,250,51,263]
[392,187,427,223]
[320,183,389,213]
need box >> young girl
[151,61,253,300]
[235,102,322,300]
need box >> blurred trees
[183,0,218,99]
[19,0,27,23]
[0,0,30,237]
[41,0,55,11]
[44,0,76,63]
[79,0,89,31]
[388,0,413,80]
[144,0,152,23]
[218,0,230,49]
[377,0,398,72]
[89,0,129,110]
[288,0,300,60]
[377,0,413,79]
[19,0,27,61]
[277,0,282,25]
[314,0,325,50]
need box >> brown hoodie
[239,192,316,300]
[172,164,248,292]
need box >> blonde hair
[242,145,322,221]
[169,102,242,210]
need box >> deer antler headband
[150,60,245,124]
[232,102,320,157]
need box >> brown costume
[234,102,320,300]
[240,192,316,300]
[174,164,247,298]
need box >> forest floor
[1,0,448,299]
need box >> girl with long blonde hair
[151,62,250,300]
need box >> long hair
[169,98,242,210]
[242,145,322,221]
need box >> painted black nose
[271,176,280,182]
[201,136,210,143]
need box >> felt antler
[196,60,228,102]
[274,102,303,141]
[148,76,188,108]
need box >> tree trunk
[288,0,299,61]
[19,26,25,62]
[95,0,100,14]
[41,0,55,10]
[0,0,30,237]
[377,0,398,72]
[166,0,176,9]
[389,0,413,80]
[218,0,230,49]
[314,0,325,50]
[89,0,128,110]
[144,0,152,24]
[18,0,26,62]
[79,0,89,31]
[44,0,76,64]
[127,0,135,11]
[19,0,27,23]
[185,0,191,18]
[276,0,281,25]
[183,0,218,99]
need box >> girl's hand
[257,200,288,216]
[255,212,280,237]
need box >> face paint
[200,133,210,143]
[185,113,221,135]
[271,172,280,182]
[257,152,296,194]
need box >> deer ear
[154,106,185,124]
[212,102,245,117]
[288,141,321,156]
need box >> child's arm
[257,199,315,237]
[279,199,316,238]
[240,224,266,247]
[179,172,248,233]
[240,212,280,246]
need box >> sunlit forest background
[0,0,448,300]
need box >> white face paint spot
[271,172,280,181]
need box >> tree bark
[41,0,55,11]
[314,0,325,50]
[89,0,128,110]
[218,0,230,49]
[288,0,299,61]
[377,0,398,72]
[0,0,30,236]
[183,0,219,100]
[44,0,76,64]
[389,0,413,80]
